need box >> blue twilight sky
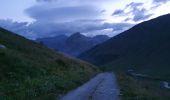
[0,0,170,39]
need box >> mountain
[0,27,98,100]
[79,14,170,78]
[37,32,110,56]
[36,35,68,51]
[65,32,110,56]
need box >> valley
[0,2,170,99]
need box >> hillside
[36,35,68,51]
[79,14,170,78]
[37,32,110,56]
[0,27,99,100]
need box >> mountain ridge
[37,32,110,56]
[79,14,170,78]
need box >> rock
[163,81,170,89]
[0,44,6,49]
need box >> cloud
[25,5,102,22]
[83,22,134,37]
[151,0,170,9]
[153,0,170,4]
[0,18,134,40]
[23,1,121,38]
[0,20,36,39]
[112,2,153,22]
[133,13,153,22]
[125,2,153,22]
[124,18,132,22]
[126,2,144,8]
[27,0,116,22]
[27,19,105,37]
[27,19,134,37]
[0,0,135,39]
[112,9,125,16]
[132,8,153,22]
[36,0,56,2]
[102,23,134,31]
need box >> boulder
[0,44,6,49]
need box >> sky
[0,0,170,39]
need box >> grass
[99,57,170,99]
[116,72,170,100]
[0,27,99,100]
[100,64,170,100]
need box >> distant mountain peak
[36,32,110,57]
[69,32,85,39]
[72,32,81,36]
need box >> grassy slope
[0,27,99,100]
[79,14,170,79]
[116,72,170,100]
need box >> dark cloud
[112,2,153,22]
[124,18,132,22]
[112,9,125,16]
[133,13,153,22]
[132,8,153,22]
[25,5,102,22]
[153,0,170,3]
[126,2,143,8]
[101,10,106,13]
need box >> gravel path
[60,73,120,100]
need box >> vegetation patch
[116,72,170,100]
[0,28,99,100]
